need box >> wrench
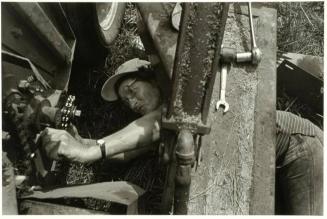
[216,64,229,113]
[248,2,262,64]
[248,2,256,49]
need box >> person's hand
[66,124,84,143]
[41,128,100,164]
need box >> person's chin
[137,105,147,115]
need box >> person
[42,58,162,164]
[42,58,323,215]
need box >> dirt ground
[8,2,323,215]
[66,2,323,214]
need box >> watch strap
[96,139,106,159]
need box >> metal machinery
[138,2,276,214]
[2,2,78,185]
[2,2,280,215]
[3,51,81,187]
[2,2,142,215]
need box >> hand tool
[216,64,229,112]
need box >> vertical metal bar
[249,4,276,214]
[161,3,227,214]
[166,3,191,119]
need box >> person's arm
[109,146,155,162]
[42,108,161,163]
[105,108,161,156]
[86,108,161,161]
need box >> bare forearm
[80,138,96,146]
[81,109,161,162]
[103,109,161,157]
[109,146,155,162]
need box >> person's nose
[128,97,138,109]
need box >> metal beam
[11,2,72,65]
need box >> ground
[12,2,324,214]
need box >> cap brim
[101,71,137,101]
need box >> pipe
[174,129,194,214]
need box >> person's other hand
[41,128,99,164]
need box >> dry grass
[275,2,323,56]
[13,2,323,214]
[274,2,324,128]
[67,3,164,214]
[67,2,324,214]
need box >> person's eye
[130,83,139,92]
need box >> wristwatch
[96,139,106,159]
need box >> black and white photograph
[1,1,324,215]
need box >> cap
[101,58,151,101]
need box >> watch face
[97,139,105,145]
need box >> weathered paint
[249,4,276,214]
[1,2,75,90]
[167,3,224,125]
[160,2,227,214]
[11,3,72,65]
[137,3,178,78]
[186,3,276,214]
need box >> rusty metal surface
[1,2,75,90]
[164,3,224,133]
[187,3,276,214]
[137,3,178,78]
[202,3,230,123]
[22,181,145,207]
[20,200,108,214]
[158,2,226,214]
[11,3,72,65]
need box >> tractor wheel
[62,3,125,67]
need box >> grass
[66,3,164,214]
[11,2,324,215]
[275,2,323,56]
[274,2,324,128]
[64,1,325,214]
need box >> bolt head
[29,153,35,159]
[252,47,262,65]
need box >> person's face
[118,77,161,115]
